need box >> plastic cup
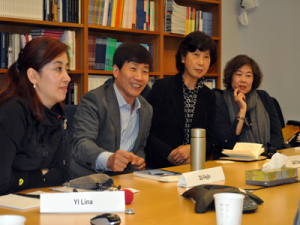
[0,215,26,225]
[213,193,245,225]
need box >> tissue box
[245,167,298,186]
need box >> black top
[0,97,69,195]
[214,90,284,157]
[145,73,216,169]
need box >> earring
[33,84,36,88]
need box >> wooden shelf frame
[0,0,222,97]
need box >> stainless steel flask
[190,128,206,171]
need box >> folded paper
[177,166,225,188]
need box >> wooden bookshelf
[0,0,222,101]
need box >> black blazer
[145,73,216,169]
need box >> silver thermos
[190,128,206,171]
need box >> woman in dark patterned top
[145,31,217,169]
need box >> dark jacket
[0,98,69,195]
[145,73,216,169]
[214,90,284,158]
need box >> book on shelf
[7,33,13,68]
[0,0,79,23]
[0,32,5,69]
[89,36,152,71]
[52,0,58,22]
[88,0,95,24]
[149,1,155,31]
[102,0,110,26]
[133,169,182,182]
[203,78,216,89]
[88,75,111,91]
[164,0,186,35]
[107,0,113,26]
[132,0,137,28]
[163,0,210,35]
[148,76,156,88]
[144,0,149,30]
[45,0,51,21]
[99,0,105,26]
[111,0,118,27]
[57,0,63,22]
[60,30,76,70]
[122,0,129,28]
[94,0,100,25]
[202,11,212,36]
[65,83,78,105]
[94,37,107,70]
[87,0,154,30]
[135,0,144,30]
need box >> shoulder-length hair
[0,36,69,120]
[223,55,263,90]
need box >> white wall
[221,1,241,89]
[222,0,300,122]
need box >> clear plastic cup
[213,193,245,225]
[0,215,26,225]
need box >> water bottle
[190,128,206,171]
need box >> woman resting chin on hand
[214,55,284,159]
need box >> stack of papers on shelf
[221,143,265,160]
[170,2,187,35]
[134,169,182,182]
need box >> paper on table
[0,194,40,210]
[222,143,264,159]
[51,186,90,193]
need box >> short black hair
[175,31,217,73]
[113,41,153,70]
[223,55,263,90]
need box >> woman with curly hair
[214,55,284,159]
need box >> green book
[104,38,111,70]
[108,38,116,71]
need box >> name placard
[177,166,225,187]
[286,155,300,168]
[40,191,125,213]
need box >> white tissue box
[245,168,298,186]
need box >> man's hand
[107,150,136,172]
[131,156,146,171]
[167,145,191,166]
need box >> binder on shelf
[202,11,213,36]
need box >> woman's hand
[168,145,191,166]
[233,88,247,112]
[233,88,247,135]
[41,169,49,175]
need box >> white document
[222,142,264,159]
[51,186,90,193]
[0,194,40,210]
[40,191,125,213]
[177,166,225,188]
[285,155,300,168]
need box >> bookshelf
[0,0,222,102]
